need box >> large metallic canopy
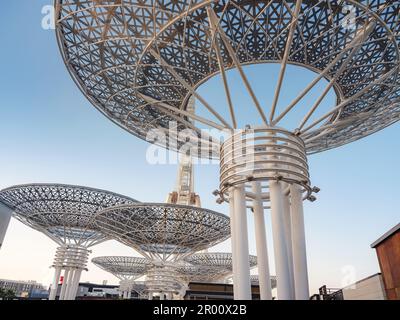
[0,184,137,246]
[94,203,230,259]
[56,0,400,155]
[92,256,151,279]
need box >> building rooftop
[371,223,400,248]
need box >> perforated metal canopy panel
[180,252,258,282]
[0,183,138,246]
[185,252,257,269]
[56,1,400,155]
[92,256,152,279]
[94,203,230,258]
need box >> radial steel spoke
[207,7,268,126]
[297,21,376,129]
[299,67,398,135]
[273,22,377,126]
[207,7,237,129]
[138,92,226,130]
[150,48,232,129]
[269,0,303,123]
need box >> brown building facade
[371,223,400,300]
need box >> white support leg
[0,203,12,250]
[270,180,292,300]
[228,187,238,295]
[127,290,132,299]
[290,184,310,300]
[49,267,62,300]
[64,269,74,300]
[64,268,75,300]
[233,185,252,300]
[69,269,82,300]
[251,182,272,300]
[282,184,295,299]
[59,268,69,300]
[148,292,153,300]
[160,293,165,300]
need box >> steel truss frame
[56,0,400,156]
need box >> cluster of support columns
[145,265,184,300]
[221,127,313,300]
[48,245,90,300]
[119,279,135,299]
[228,181,309,300]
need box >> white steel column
[290,184,310,300]
[160,293,165,300]
[228,187,239,295]
[148,292,153,300]
[282,184,295,299]
[233,185,252,300]
[59,268,69,300]
[127,290,132,299]
[63,268,75,300]
[68,269,82,300]
[251,182,272,300]
[0,202,12,250]
[270,180,292,300]
[64,269,75,300]
[49,267,62,300]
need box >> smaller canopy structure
[92,256,151,280]
[94,203,230,298]
[182,252,257,283]
[0,183,137,300]
[92,256,151,299]
[95,203,230,260]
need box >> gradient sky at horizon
[0,1,399,294]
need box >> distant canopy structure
[94,203,230,299]
[180,252,258,283]
[0,183,137,301]
[92,256,152,299]
[55,0,400,301]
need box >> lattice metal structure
[95,203,230,260]
[0,183,137,301]
[180,252,257,283]
[92,256,151,279]
[56,0,400,155]
[55,0,400,301]
[94,203,230,298]
[0,184,137,247]
[186,252,257,269]
[92,256,151,299]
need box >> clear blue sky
[0,1,399,294]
